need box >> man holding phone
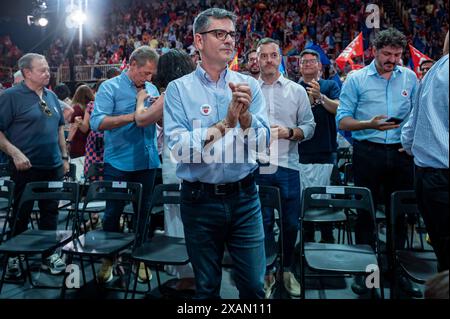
[337,28,421,297]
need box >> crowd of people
[0,4,449,300]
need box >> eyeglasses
[39,99,52,117]
[259,52,279,60]
[199,29,239,41]
[300,59,319,65]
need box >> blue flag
[305,43,331,65]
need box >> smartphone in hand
[384,117,403,124]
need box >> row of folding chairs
[0,175,438,299]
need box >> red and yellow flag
[228,52,239,71]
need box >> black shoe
[399,275,423,298]
[351,275,369,295]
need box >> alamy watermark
[365,4,380,29]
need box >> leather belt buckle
[214,184,228,196]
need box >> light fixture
[37,16,49,27]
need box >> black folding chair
[60,180,142,298]
[302,165,352,245]
[64,162,105,231]
[127,183,189,299]
[0,181,79,293]
[0,180,14,244]
[389,190,438,298]
[299,186,384,299]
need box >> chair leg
[0,254,8,294]
[79,255,87,285]
[131,262,139,299]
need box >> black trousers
[10,166,64,237]
[352,140,414,250]
[414,166,449,271]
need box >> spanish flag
[228,52,239,71]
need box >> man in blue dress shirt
[402,32,449,272]
[337,28,421,297]
[164,8,270,299]
[90,46,160,283]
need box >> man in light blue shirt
[90,46,160,284]
[336,28,421,297]
[401,32,449,271]
[164,8,270,299]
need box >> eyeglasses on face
[199,29,239,41]
[300,59,319,65]
[39,100,52,117]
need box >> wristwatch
[62,156,69,161]
[314,94,325,105]
[288,128,294,140]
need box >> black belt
[354,140,402,149]
[182,174,254,196]
[415,166,449,174]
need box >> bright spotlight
[37,17,49,27]
[69,10,87,26]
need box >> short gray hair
[129,45,159,67]
[13,70,24,80]
[18,53,46,73]
[193,8,236,35]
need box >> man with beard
[337,28,421,297]
[245,49,260,79]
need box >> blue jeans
[102,163,156,237]
[180,181,265,299]
[255,166,300,271]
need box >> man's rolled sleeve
[90,82,115,132]
[336,75,358,127]
[297,89,315,142]
[248,81,270,147]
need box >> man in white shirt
[255,38,316,298]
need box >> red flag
[335,32,364,70]
[120,58,127,71]
[408,44,432,77]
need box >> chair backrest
[301,186,375,217]
[139,183,180,245]
[257,185,282,212]
[390,190,423,251]
[14,181,79,234]
[83,181,142,210]
[17,181,79,210]
[149,183,181,207]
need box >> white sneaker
[264,273,276,299]
[283,271,301,297]
[41,253,66,275]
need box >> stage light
[27,15,48,27]
[37,17,49,27]
[68,10,87,26]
